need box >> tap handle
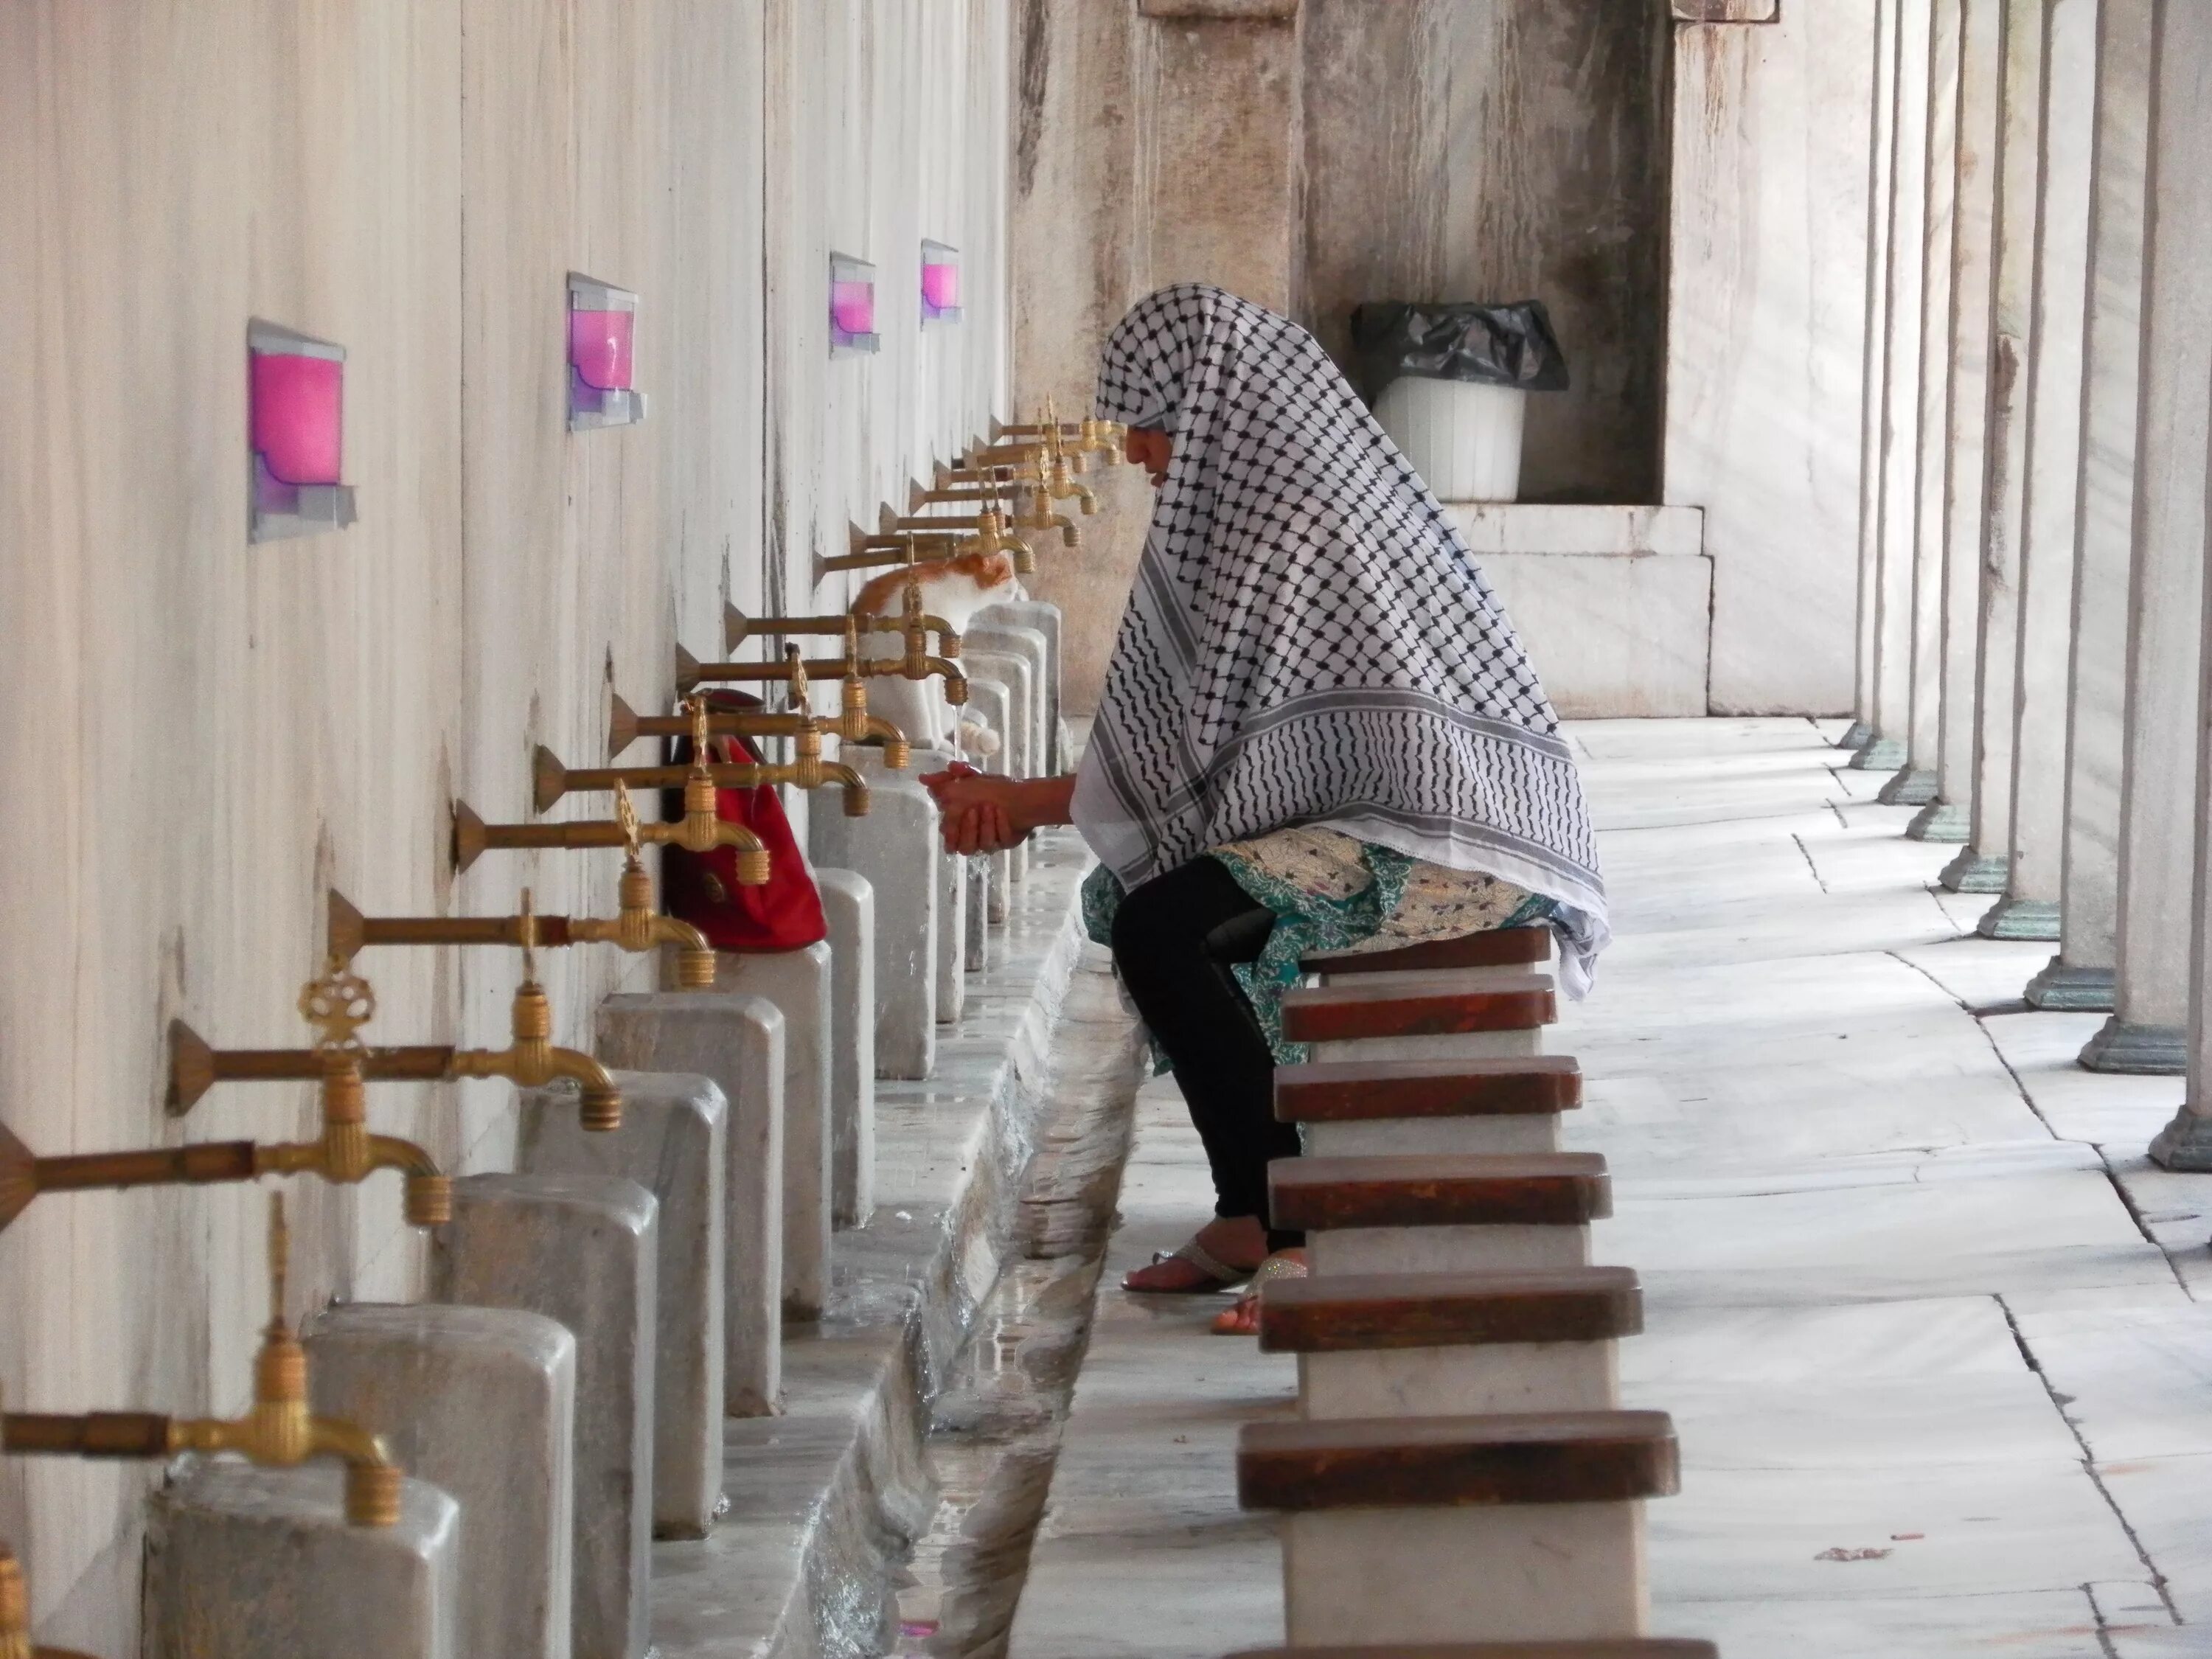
[299,959,375,1054]
[517,889,540,981]
[784,644,810,711]
[688,695,712,762]
[614,782,643,859]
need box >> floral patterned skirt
[1082,826,1558,1065]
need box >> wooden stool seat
[1270,1153,1611,1232]
[1259,1267,1641,1353]
[1282,975,1555,1044]
[1301,925,1552,978]
[1276,1056,1582,1123]
[1239,1411,1679,1510]
[1226,1645,1717,1658]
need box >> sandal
[1211,1250,1307,1336]
[1123,1234,1256,1295]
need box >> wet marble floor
[1009,717,2212,1659]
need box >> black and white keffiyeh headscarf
[1071,284,1610,995]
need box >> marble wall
[0,2,1011,1646]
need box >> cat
[851,549,1018,759]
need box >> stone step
[1278,1055,1581,1157]
[1272,1152,1610,1276]
[1242,1412,1677,1649]
[1262,1267,1638,1419]
[1284,973,1555,1065]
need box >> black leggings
[1110,857,1304,1252]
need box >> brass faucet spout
[860,715,911,768]
[0,1541,98,1659]
[820,762,872,818]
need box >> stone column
[1943,0,2048,893]
[1977,0,2098,939]
[713,943,834,1317]
[144,1464,459,1659]
[305,1304,575,1659]
[1856,0,1933,774]
[435,1173,658,1659]
[808,748,938,1078]
[815,867,877,1225]
[1848,0,1905,755]
[2090,0,2212,1075]
[1912,0,2004,844]
[2031,0,2152,1007]
[1882,0,1962,807]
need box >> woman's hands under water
[918,766,1078,855]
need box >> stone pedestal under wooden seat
[1261,1267,1641,1419]
[1278,1053,1582,1158]
[1239,1412,1679,1646]
[1303,922,1554,991]
[1270,1152,1610,1276]
[1283,973,1556,1064]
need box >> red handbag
[658,692,828,952]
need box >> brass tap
[0,1101,449,1236]
[1,1196,403,1528]
[0,1543,98,1658]
[1009,490,1079,549]
[724,597,958,677]
[535,733,871,820]
[330,791,715,990]
[169,955,623,1133]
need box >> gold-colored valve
[534,692,869,821]
[445,894,626,1131]
[0,1196,403,1529]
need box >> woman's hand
[919,765,1029,855]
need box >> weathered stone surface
[964,661,1028,885]
[303,1303,575,1659]
[813,867,877,1225]
[1298,1340,1621,1421]
[974,598,1063,768]
[964,674,1016,914]
[144,1461,459,1659]
[1472,551,1711,719]
[714,943,833,1317]
[434,1173,657,1659]
[517,1071,726,1539]
[810,746,938,1078]
[965,621,1050,780]
[596,992,784,1415]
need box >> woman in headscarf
[922,284,1607,1333]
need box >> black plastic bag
[1348,300,1571,396]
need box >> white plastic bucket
[1373,377,1527,502]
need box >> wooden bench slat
[1269,1152,1611,1231]
[1276,1056,1582,1122]
[1258,1267,1641,1352]
[1301,925,1552,977]
[1238,1411,1679,1511]
[1281,975,1555,1043]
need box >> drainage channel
[894,973,1144,1659]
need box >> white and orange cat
[851,549,1018,758]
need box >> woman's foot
[1123,1214,1270,1293]
[1211,1249,1308,1335]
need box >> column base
[2079,1018,2188,1075]
[1978,897,2062,941]
[1875,767,1938,805]
[1846,735,1910,771]
[2023,958,2116,1012]
[1836,720,1874,750]
[2149,1105,2212,1171]
[1940,849,2010,893]
[1904,799,1969,843]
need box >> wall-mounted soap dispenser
[248,321,357,543]
[921,241,961,325]
[830,254,880,355]
[568,274,647,431]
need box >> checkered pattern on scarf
[1071,284,1610,994]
